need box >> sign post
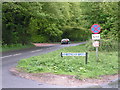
[85,52,88,64]
[92,41,99,62]
[91,24,101,62]
[96,47,98,62]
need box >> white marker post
[93,41,99,62]
[96,47,98,62]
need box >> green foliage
[62,26,90,41]
[85,39,118,52]
[2,2,31,45]
[31,35,48,43]
[2,2,118,45]
[17,44,118,79]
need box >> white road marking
[30,49,42,53]
[13,53,22,56]
[1,53,22,59]
[1,55,13,58]
[47,48,52,50]
[1,49,43,59]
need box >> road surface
[1,42,119,88]
[2,42,86,88]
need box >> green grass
[1,44,35,52]
[17,44,118,79]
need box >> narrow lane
[2,43,85,88]
[3,42,118,88]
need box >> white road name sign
[62,53,86,56]
[92,34,100,40]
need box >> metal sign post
[91,24,101,62]
[85,52,88,64]
[92,41,99,61]
[96,47,98,62]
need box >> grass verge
[17,44,118,79]
[1,44,35,52]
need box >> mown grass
[17,44,118,79]
[1,44,35,52]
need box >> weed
[17,44,118,78]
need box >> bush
[31,35,48,43]
[86,39,118,52]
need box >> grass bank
[17,44,118,79]
[1,44,35,52]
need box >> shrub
[86,39,118,52]
[31,35,48,43]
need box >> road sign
[93,41,99,47]
[61,53,86,56]
[92,34,100,40]
[91,24,101,34]
[61,52,88,64]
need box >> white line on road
[47,48,52,50]
[1,55,13,59]
[30,49,42,53]
[1,49,43,59]
[13,53,22,56]
[1,53,22,59]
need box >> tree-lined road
[2,42,86,88]
[2,2,119,89]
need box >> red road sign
[93,41,99,47]
[91,24,101,34]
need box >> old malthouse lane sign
[91,24,101,34]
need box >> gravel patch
[10,67,118,87]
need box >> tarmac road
[1,42,118,88]
[2,42,86,88]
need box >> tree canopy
[2,2,119,45]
